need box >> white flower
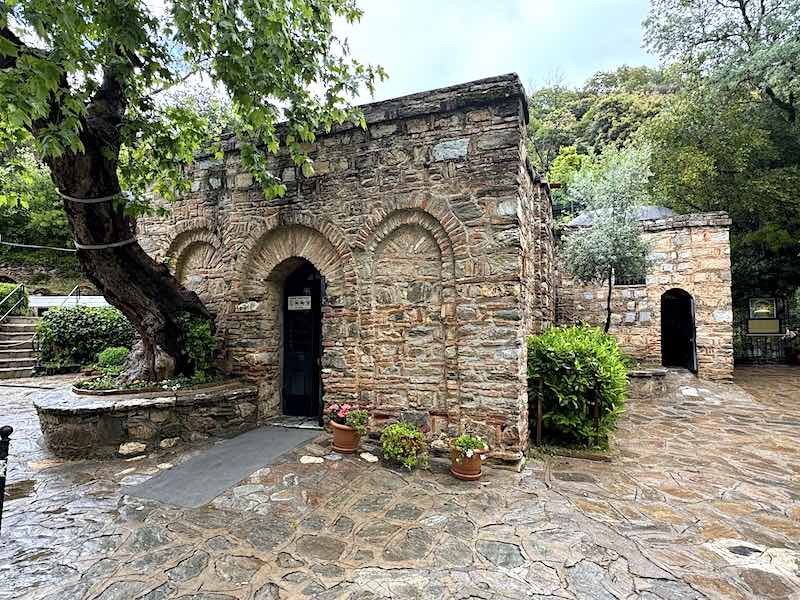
[465,449,474,458]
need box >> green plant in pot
[327,403,369,453]
[380,422,429,470]
[449,434,489,481]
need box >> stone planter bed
[71,379,228,397]
[33,380,259,458]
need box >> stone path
[1,369,799,599]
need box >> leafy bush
[527,324,627,447]
[76,372,221,392]
[380,422,429,470]
[0,282,28,316]
[177,312,217,375]
[37,306,135,366]
[97,346,130,368]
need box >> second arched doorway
[661,288,698,373]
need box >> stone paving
[2,369,799,600]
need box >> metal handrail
[0,284,25,325]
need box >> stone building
[556,210,734,381]
[139,74,553,461]
[137,74,733,460]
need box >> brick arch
[362,208,456,283]
[233,211,357,295]
[354,195,468,261]
[237,224,348,301]
[165,228,223,280]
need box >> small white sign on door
[288,295,312,311]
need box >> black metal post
[537,378,543,446]
[0,425,12,533]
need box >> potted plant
[380,422,429,470]
[449,434,489,481]
[327,403,369,453]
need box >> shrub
[527,324,627,447]
[37,306,135,366]
[177,312,217,376]
[0,282,28,316]
[380,422,429,470]
[97,346,130,368]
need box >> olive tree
[0,1,384,378]
[561,145,653,332]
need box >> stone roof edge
[561,211,732,233]
[205,73,528,158]
[640,211,731,232]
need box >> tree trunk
[604,270,613,333]
[44,127,210,381]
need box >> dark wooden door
[282,262,322,417]
[661,289,697,373]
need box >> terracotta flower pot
[330,420,360,453]
[450,448,487,481]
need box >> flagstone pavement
[1,367,799,600]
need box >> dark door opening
[661,288,698,373]
[282,261,322,418]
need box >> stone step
[0,366,34,379]
[0,339,34,350]
[0,348,35,360]
[0,356,36,369]
[4,316,39,324]
[0,323,37,334]
[0,330,36,338]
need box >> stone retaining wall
[34,382,259,458]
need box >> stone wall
[556,212,734,380]
[34,382,259,458]
[137,74,545,460]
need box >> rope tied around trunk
[57,190,138,250]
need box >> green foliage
[1,0,385,208]
[380,422,429,470]
[560,144,653,330]
[37,307,135,366]
[176,312,217,376]
[527,325,627,447]
[96,346,129,369]
[0,281,27,315]
[345,409,369,436]
[450,434,488,455]
[528,66,672,176]
[77,372,221,392]
[644,0,800,124]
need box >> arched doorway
[661,288,698,373]
[282,260,323,418]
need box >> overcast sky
[339,0,658,101]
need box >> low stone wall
[34,381,259,458]
[627,368,668,400]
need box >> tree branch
[764,85,797,123]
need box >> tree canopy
[0,0,385,379]
[0,0,385,206]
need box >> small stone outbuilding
[556,210,734,381]
[138,74,733,460]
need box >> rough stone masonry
[138,73,733,460]
[138,74,553,462]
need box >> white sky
[339,0,657,100]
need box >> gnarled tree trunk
[41,78,210,381]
